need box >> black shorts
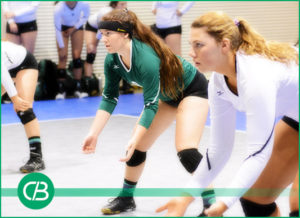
[164,71,208,107]
[282,116,299,132]
[9,51,38,78]
[6,20,37,35]
[155,25,182,39]
[85,22,97,33]
[61,24,84,32]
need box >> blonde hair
[102,9,184,99]
[191,11,298,65]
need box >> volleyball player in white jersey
[54,1,90,99]
[1,41,45,173]
[152,1,194,56]
[2,1,39,54]
[84,1,127,82]
[156,11,299,217]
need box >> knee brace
[177,148,203,173]
[86,53,96,64]
[240,198,277,217]
[17,108,36,125]
[73,58,82,69]
[290,210,299,217]
[126,149,146,167]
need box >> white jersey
[152,1,194,28]
[87,6,112,40]
[54,2,90,48]
[1,42,27,97]
[2,1,39,23]
[186,51,299,208]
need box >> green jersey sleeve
[99,55,121,113]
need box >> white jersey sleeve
[54,3,64,48]
[74,2,90,29]
[179,2,194,14]
[3,2,39,23]
[1,64,17,98]
[11,2,39,17]
[185,73,236,192]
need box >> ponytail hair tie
[234,19,240,27]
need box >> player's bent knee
[240,198,277,217]
[17,108,36,125]
[177,148,203,173]
[126,149,146,167]
[290,210,299,217]
[73,58,82,69]
[86,53,96,64]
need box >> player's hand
[176,10,182,16]
[82,134,98,154]
[11,96,32,112]
[156,196,193,217]
[204,201,227,217]
[120,138,136,162]
[9,22,18,33]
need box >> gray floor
[1,115,290,216]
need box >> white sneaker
[74,91,88,98]
[55,92,66,100]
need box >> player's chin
[105,47,115,54]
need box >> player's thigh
[244,120,299,203]
[135,101,177,151]
[175,96,208,152]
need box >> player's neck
[118,40,132,69]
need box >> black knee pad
[17,108,36,125]
[126,150,146,167]
[73,58,82,68]
[290,210,299,217]
[177,148,203,173]
[240,198,277,217]
[86,53,96,64]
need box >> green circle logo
[17,173,55,209]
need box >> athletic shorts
[155,25,182,39]
[85,22,98,33]
[61,24,84,32]
[6,20,37,35]
[282,116,299,132]
[164,71,208,107]
[9,51,38,78]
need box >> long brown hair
[191,11,298,65]
[102,9,184,99]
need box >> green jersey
[99,38,196,128]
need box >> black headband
[98,21,133,36]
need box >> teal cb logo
[17,173,54,209]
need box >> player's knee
[126,149,146,167]
[86,53,96,64]
[73,58,82,69]
[177,148,203,173]
[290,210,299,217]
[240,198,277,217]
[17,108,36,125]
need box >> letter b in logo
[18,173,54,209]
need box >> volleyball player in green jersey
[82,9,215,215]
